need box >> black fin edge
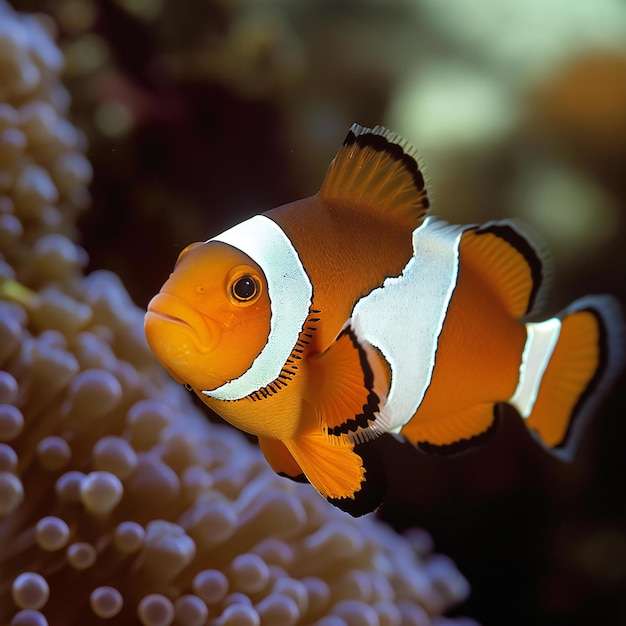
[326,437,387,517]
[553,297,624,455]
[278,472,309,484]
[417,411,500,455]
[326,327,381,437]
[343,124,430,210]
[474,222,544,315]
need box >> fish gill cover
[0,2,476,625]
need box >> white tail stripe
[510,318,562,418]
[203,215,312,401]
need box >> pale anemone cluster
[0,3,476,626]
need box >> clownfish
[145,124,623,514]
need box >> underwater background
[2,0,626,625]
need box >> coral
[0,2,475,625]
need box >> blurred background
[6,0,626,624]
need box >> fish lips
[144,292,223,383]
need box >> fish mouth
[144,293,227,390]
[145,309,193,329]
[145,292,221,356]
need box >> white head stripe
[509,318,561,418]
[202,215,312,401]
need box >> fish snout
[145,292,221,356]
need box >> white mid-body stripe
[509,318,561,418]
[350,217,468,433]
[203,215,313,401]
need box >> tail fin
[509,295,623,458]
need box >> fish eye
[230,274,260,303]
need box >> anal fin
[401,403,496,450]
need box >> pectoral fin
[309,328,390,442]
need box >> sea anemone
[0,3,475,625]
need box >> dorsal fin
[459,220,548,318]
[318,124,431,231]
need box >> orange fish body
[145,125,623,514]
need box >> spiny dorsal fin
[459,220,548,318]
[318,124,431,231]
